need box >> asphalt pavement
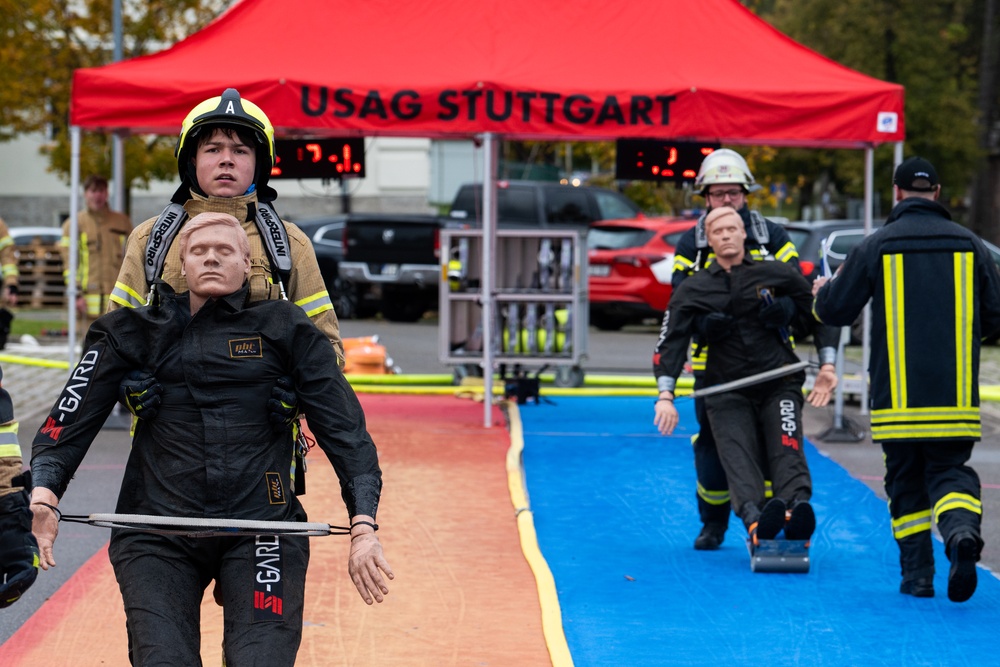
[3,318,1000,645]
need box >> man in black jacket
[814,157,1000,602]
[30,212,392,665]
[658,148,799,551]
[655,206,838,550]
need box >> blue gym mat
[519,396,1000,667]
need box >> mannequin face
[180,223,251,299]
[193,128,256,197]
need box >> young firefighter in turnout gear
[654,207,838,553]
[30,213,392,665]
[108,88,345,367]
[654,149,800,550]
[814,157,1000,602]
[61,175,134,332]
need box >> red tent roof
[71,0,904,147]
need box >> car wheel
[381,295,427,322]
[590,311,625,331]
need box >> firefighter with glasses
[653,149,800,551]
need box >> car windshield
[587,226,655,250]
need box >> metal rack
[439,228,589,387]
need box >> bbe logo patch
[228,337,262,358]
[265,472,286,505]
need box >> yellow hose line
[344,372,693,389]
[0,353,70,370]
[504,403,574,667]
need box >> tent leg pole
[481,133,498,427]
[68,126,81,372]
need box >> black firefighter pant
[692,373,731,527]
[109,530,309,667]
[705,378,811,530]
[882,440,982,583]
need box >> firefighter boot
[784,500,816,541]
[748,498,786,548]
[899,577,935,598]
[694,522,727,551]
[947,532,980,603]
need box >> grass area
[9,309,68,338]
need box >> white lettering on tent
[226,101,236,114]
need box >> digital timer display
[270,138,366,180]
[615,139,720,182]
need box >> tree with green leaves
[0,0,234,199]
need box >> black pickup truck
[337,213,461,322]
[334,181,641,321]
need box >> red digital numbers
[271,138,366,179]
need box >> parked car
[587,216,697,330]
[291,216,369,319]
[449,180,641,229]
[10,226,62,246]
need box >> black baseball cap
[893,157,939,192]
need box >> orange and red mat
[2,395,553,666]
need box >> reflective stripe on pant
[110,531,309,667]
[882,439,981,579]
[705,378,811,528]
[692,385,730,526]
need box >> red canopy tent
[71,0,903,145]
[68,0,903,423]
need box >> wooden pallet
[15,241,66,309]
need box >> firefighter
[30,213,391,665]
[814,157,1000,602]
[0,218,18,349]
[108,88,344,367]
[654,149,800,550]
[0,366,38,608]
[654,207,838,550]
[61,175,133,333]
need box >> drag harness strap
[688,360,811,399]
[48,509,349,538]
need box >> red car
[587,216,697,331]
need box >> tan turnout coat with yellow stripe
[61,207,134,317]
[108,190,344,366]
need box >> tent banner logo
[877,112,898,133]
[299,86,677,128]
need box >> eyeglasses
[707,189,745,201]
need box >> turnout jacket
[655,257,838,391]
[667,207,799,372]
[108,190,345,366]
[60,206,133,316]
[814,197,1000,442]
[31,281,381,521]
[0,217,19,291]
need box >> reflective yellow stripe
[0,237,13,251]
[673,256,694,272]
[2,263,17,279]
[110,282,146,309]
[883,254,906,409]
[85,294,102,317]
[934,492,982,519]
[892,509,932,540]
[954,253,974,408]
[0,444,21,458]
[774,241,799,263]
[697,481,730,506]
[0,423,20,457]
[871,406,981,440]
[295,290,334,318]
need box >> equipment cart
[439,228,589,388]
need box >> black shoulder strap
[253,201,292,295]
[144,203,189,297]
[748,210,770,245]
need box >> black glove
[759,295,797,329]
[695,312,734,343]
[0,487,40,608]
[267,376,299,432]
[119,370,163,421]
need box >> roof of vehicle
[589,216,696,229]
